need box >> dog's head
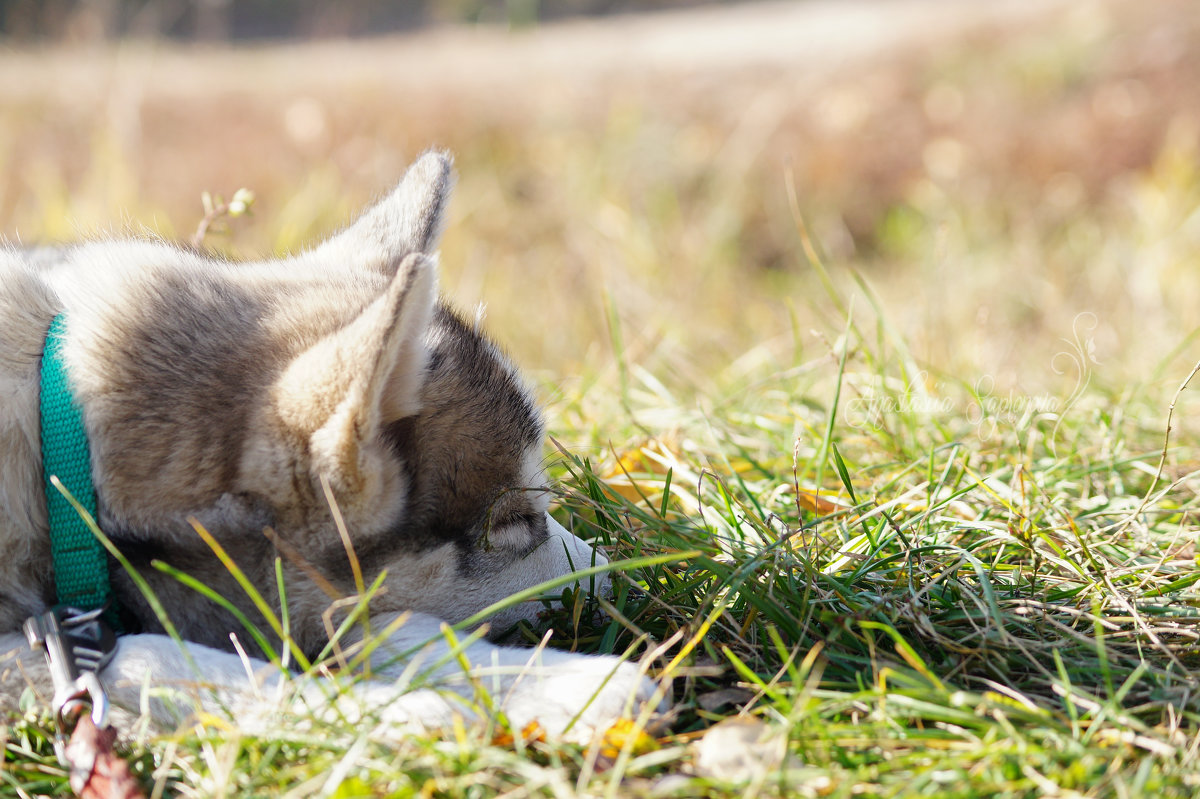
[50,152,603,652]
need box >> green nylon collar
[41,313,114,613]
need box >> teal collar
[41,313,114,613]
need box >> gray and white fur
[0,152,662,741]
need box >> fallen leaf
[697,687,755,712]
[603,437,682,503]
[781,484,853,516]
[491,720,546,747]
[597,718,659,761]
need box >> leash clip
[24,605,118,764]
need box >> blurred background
[0,0,1197,426]
[1,1,737,40]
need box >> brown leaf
[65,716,146,799]
[491,720,547,747]
[697,687,755,712]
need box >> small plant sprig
[191,187,255,248]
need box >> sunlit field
[5,0,1200,795]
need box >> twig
[1129,357,1200,528]
[191,188,254,248]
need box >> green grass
[5,1,1200,795]
[8,315,1200,797]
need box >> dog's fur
[0,152,660,740]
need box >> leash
[27,313,144,798]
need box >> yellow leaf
[602,437,681,503]
[598,718,659,760]
[793,488,851,516]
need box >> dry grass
[0,0,1194,392]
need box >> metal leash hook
[24,606,148,798]
[23,605,143,797]
[23,605,117,766]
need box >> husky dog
[0,152,661,740]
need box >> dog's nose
[619,584,649,602]
[545,513,609,568]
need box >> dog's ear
[273,253,436,492]
[312,150,454,274]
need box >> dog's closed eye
[483,510,548,552]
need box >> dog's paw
[484,651,665,743]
